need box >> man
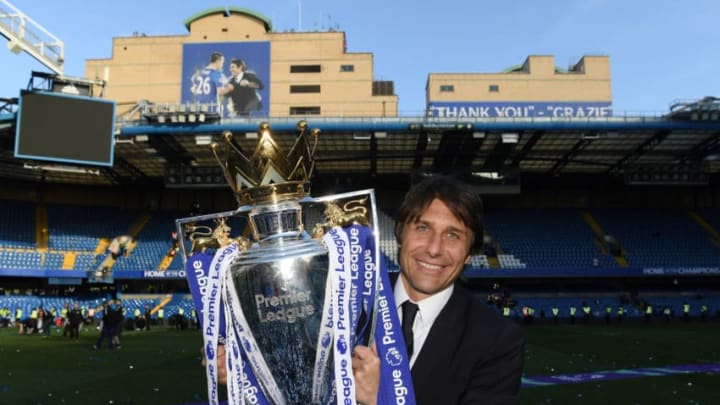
[226,58,264,116]
[202,176,524,403]
[144,305,152,331]
[67,302,83,341]
[353,176,524,405]
[190,51,232,109]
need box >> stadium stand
[484,209,615,269]
[3,199,720,273]
[591,209,720,268]
[112,211,185,272]
[0,200,35,249]
[45,203,136,251]
[1,197,719,327]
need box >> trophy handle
[175,207,251,265]
[304,189,381,347]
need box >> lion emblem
[313,198,369,239]
[187,218,251,253]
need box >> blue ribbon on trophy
[349,225,416,405]
[185,249,226,405]
[374,254,416,404]
[177,122,415,404]
[186,243,272,405]
[338,224,415,404]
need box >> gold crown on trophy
[211,121,320,206]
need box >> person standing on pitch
[67,302,83,341]
[352,176,524,405]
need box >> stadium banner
[427,101,612,118]
[181,41,270,118]
[3,266,720,280]
[642,267,720,276]
[464,267,720,277]
[112,270,186,279]
[462,267,644,278]
[0,269,88,278]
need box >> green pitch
[0,321,719,404]
[521,321,720,404]
[0,326,209,405]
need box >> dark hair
[394,176,484,255]
[210,52,224,63]
[230,58,246,69]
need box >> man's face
[230,63,240,76]
[399,198,473,302]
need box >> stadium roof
[1,100,720,189]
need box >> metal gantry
[0,0,64,75]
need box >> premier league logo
[321,331,332,348]
[205,342,215,360]
[336,335,348,355]
[386,347,403,367]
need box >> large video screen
[14,91,116,167]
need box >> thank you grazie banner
[427,101,612,118]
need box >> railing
[0,0,64,75]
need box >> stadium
[1,3,720,405]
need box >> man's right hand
[352,344,380,405]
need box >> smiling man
[353,176,524,405]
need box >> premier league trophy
[175,122,415,405]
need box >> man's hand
[201,344,227,385]
[352,344,380,405]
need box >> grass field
[521,321,720,404]
[1,321,719,404]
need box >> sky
[1,0,719,116]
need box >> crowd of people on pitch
[1,298,197,339]
[0,302,86,339]
[487,296,716,325]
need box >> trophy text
[254,290,316,323]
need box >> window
[373,81,394,96]
[290,106,321,115]
[440,85,454,92]
[290,65,321,73]
[290,85,321,93]
[489,84,500,92]
[340,64,355,72]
